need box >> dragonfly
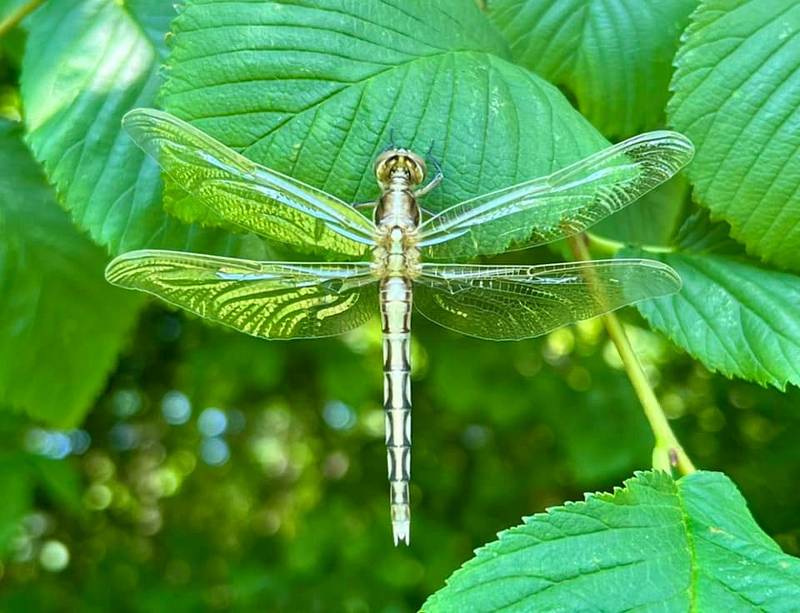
[106,108,694,545]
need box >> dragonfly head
[374,148,427,189]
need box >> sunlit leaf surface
[425,471,800,611]
[625,214,800,389]
[0,120,143,425]
[20,0,243,255]
[669,0,800,270]
[486,0,696,136]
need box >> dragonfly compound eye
[374,149,427,187]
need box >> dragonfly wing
[414,260,681,340]
[418,132,694,260]
[106,251,378,339]
[123,108,375,258]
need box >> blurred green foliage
[2,309,800,610]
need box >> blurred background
[1,301,799,612]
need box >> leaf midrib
[220,49,494,156]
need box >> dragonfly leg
[418,207,437,222]
[353,200,377,210]
[415,152,444,198]
[415,171,443,198]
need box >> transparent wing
[123,108,375,258]
[414,260,681,340]
[418,132,694,260]
[106,251,378,339]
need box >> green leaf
[0,120,142,426]
[623,213,800,389]
[425,471,800,611]
[673,208,744,255]
[19,0,241,255]
[485,0,697,137]
[160,0,607,228]
[669,0,800,270]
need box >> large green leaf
[624,213,800,389]
[669,0,800,270]
[19,0,242,256]
[0,120,142,426]
[160,0,607,230]
[485,0,696,137]
[425,470,800,611]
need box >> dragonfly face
[374,148,427,189]
[106,108,694,545]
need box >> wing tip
[121,107,163,131]
[121,108,193,152]
[620,258,682,295]
[648,259,682,293]
[633,130,696,164]
[104,249,168,287]
[105,251,140,287]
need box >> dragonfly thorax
[372,198,421,279]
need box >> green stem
[569,234,696,476]
[585,231,677,257]
[0,0,44,38]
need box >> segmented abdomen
[379,275,413,545]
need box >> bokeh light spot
[161,391,192,425]
[201,437,230,466]
[544,328,575,362]
[198,408,228,437]
[68,430,91,454]
[462,425,490,449]
[323,451,350,479]
[84,484,113,511]
[111,389,142,418]
[109,424,139,451]
[39,541,69,572]
[362,409,384,438]
[323,400,356,431]
[24,429,72,459]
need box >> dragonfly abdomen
[379,275,413,545]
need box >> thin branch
[569,234,696,476]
